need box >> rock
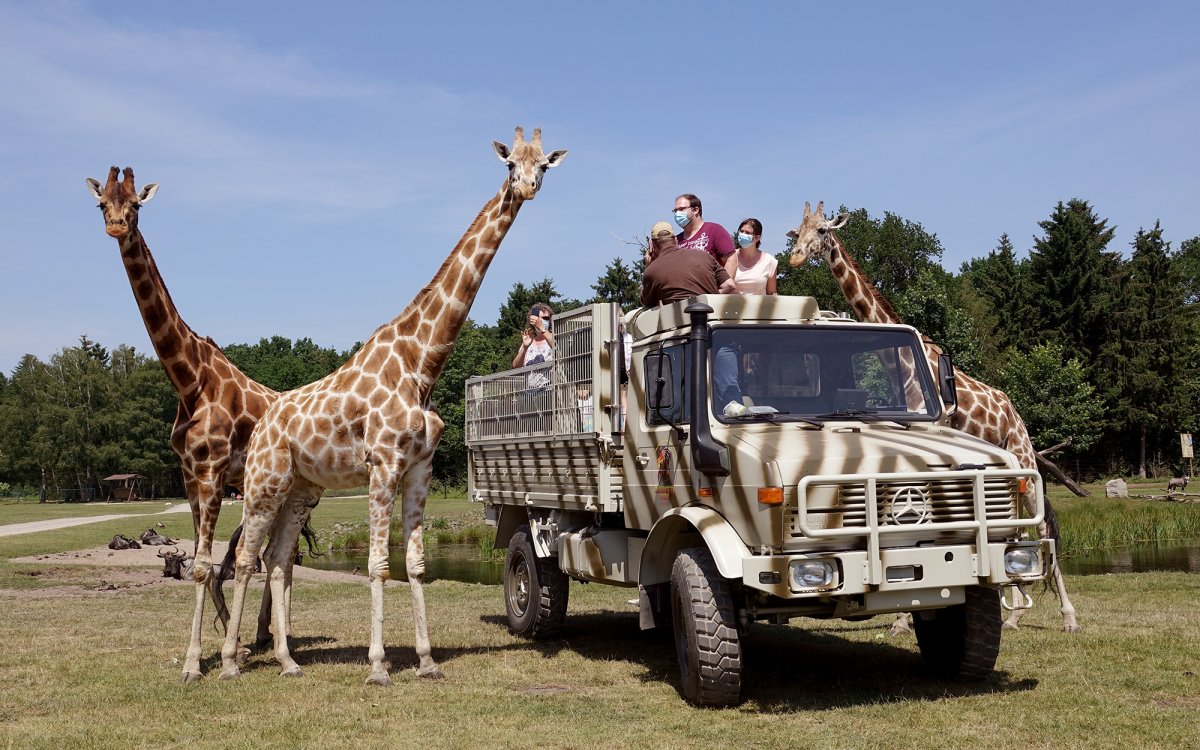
[1105,478,1129,498]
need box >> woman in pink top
[725,218,777,295]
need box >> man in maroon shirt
[674,193,735,268]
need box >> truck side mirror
[937,351,957,408]
[645,352,674,411]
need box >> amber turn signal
[1018,478,1028,494]
[758,487,783,506]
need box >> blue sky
[2,1,1198,373]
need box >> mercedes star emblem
[887,486,931,525]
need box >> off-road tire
[670,546,742,706]
[913,586,1001,680]
[504,525,568,639]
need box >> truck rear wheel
[670,546,742,706]
[504,525,568,639]
[913,586,1001,680]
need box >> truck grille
[786,474,1021,538]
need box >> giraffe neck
[351,180,523,400]
[117,229,206,396]
[825,233,902,325]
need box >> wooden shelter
[101,473,145,502]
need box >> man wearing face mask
[673,193,735,268]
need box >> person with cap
[673,193,735,268]
[641,221,735,306]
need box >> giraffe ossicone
[219,127,568,685]
[786,201,1080,634]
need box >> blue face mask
[673,210,691,229]
[737,232,756,248]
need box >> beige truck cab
[466,295,1050,706]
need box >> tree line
[2,198,1196,499]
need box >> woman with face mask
[724,218,777,295]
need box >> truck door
[625,340,695,531]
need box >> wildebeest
[139,528,175,545]
[1167,476,1189,493]
[158,547,190,579]
[108,534,141,550]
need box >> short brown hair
[676,193,702,217]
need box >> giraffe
[85,167,298,681]
[218,127,567,684]
[786,201,1081,633]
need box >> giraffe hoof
[219,667,241,680]
[365,672,393,688]
[1002,621,1019,631]
[416,665,445,680]
[180,670,203,684]
[280,665,303,678]
[887,623,912,637]
[1063,624,1082,634]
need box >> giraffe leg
[263,507,304,677]
[366,469,401,687]
[181,475,222,682]
[220,505,277,679]
[401,461,443,680]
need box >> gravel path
[0,501,193,538]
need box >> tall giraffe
[218,127,567,684]
[85,167,294,681]
[786,201,1080,633]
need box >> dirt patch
[8,538,370,593]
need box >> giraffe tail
[210,524,242,633]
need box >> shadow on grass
[205,609,1037,711]
[474,609,1038,711]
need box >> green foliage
[429,319,509,487]
[589,257,641,310]
[960,233,1034,355]
[0,338,178,495]
[222,335,350,391]
[1026,199,1120,364]
[894,265,981,375]
[992,342,1104,453]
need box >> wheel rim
[508,551,531,617]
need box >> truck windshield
[709,325,941,423]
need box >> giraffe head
[785,201,849,267]
[85,166,159,240]
[492,126,567,201]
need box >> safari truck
[465,296,1051,706]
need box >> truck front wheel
[504,525,568,639]
[913,586,1001,680]
[670,546,743,706]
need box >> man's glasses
[673,205,693,212]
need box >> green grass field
[1,480,1199,748]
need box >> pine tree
[1102,223,1190,476]
[589,257,641,310]
[1026,199,1120,364]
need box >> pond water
[308,543,503,585]
[306,541,1200,584]
[1059,541,1200,576]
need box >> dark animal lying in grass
[158,547,190,579]
[1167,476,1189,493]
[139,528,175,545]
[108,534,141,550]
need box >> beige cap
[651,221,675,240]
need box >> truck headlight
[1004,547,1040,576]
[789,560,835,590]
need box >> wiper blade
[725,410,823,428]
[813,410,911,429]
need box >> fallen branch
[1035,453,1089,497]
[1037,437,1073,457]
